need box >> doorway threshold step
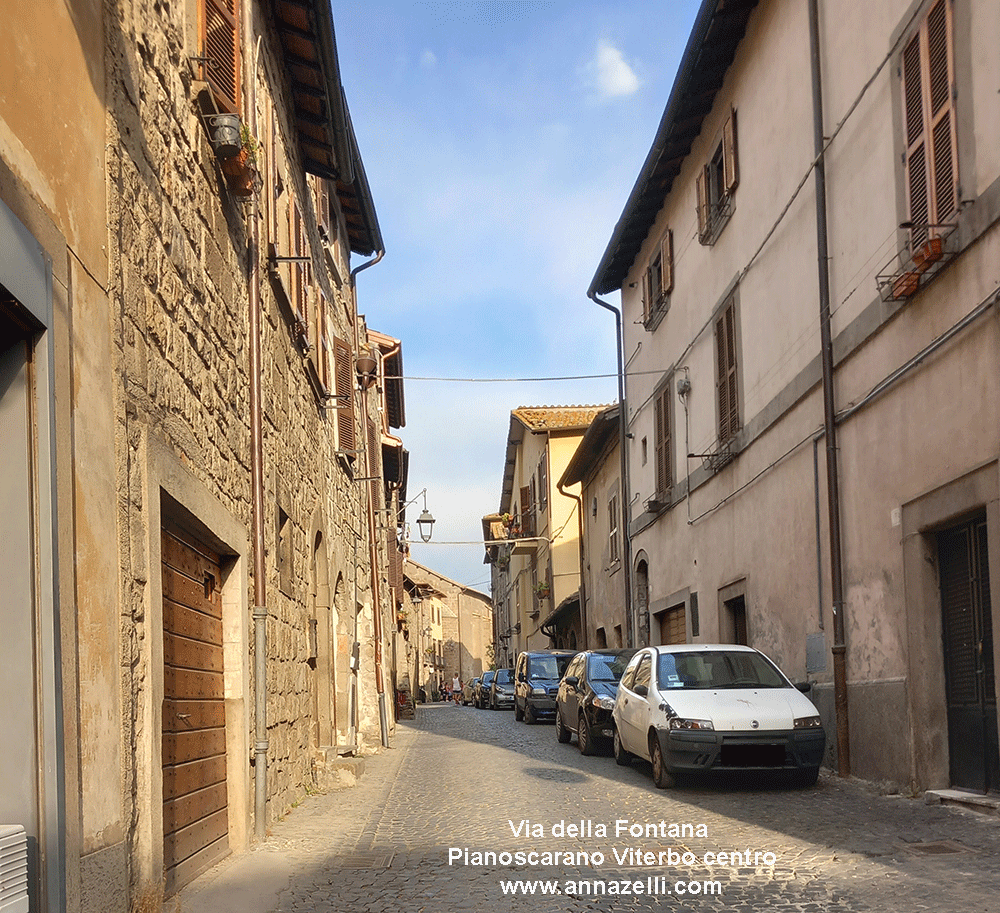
[924,788,1000,816]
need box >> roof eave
[588,0,758,297]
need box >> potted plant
[892,270,920,299]
[220,123,260,197]
[204,112,242,158]
[912,236,944,273]
[535,581,550,599]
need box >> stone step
[924,788,1000,817]
[313,749,366,791]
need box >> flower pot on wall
[913,236,944,273]
[892,271,920,299]
[204,113,242,158]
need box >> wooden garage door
[162,525,229,895]
[658,604,686,645]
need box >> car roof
[641,643,759,654]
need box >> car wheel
[613,728,632,767]
[794,767,820,788]
[555,709,571,743]
[577,713,595,756]
[651,737,676,789]
[514,700,524,721]
[524,703,536,725]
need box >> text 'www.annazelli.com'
[499,877,723,897]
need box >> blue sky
[331,1,699,591]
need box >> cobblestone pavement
[178,702,1000,913]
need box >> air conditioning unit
[0,825,28,913]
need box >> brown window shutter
[926,0,957,224]
[902,0,957,251]
[902,30,929,250]
[654,386,671,496]
[367,419,382,509]
[723,109,739,194]
[716,302,739,444]
[641,265,651,323]
[520,486,534,537]
[661,229,674,295]
[696,168,709,239]
[202,0,240,113]
[333,337,355,452]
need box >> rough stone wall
[104,0,387,903]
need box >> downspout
[350,251,389,747]
[557,479,587,650]
[809,0,850,777]
[244,24,268,840]
[589,292,633,647]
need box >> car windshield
[656,651,789,690]
[589,652,633,682]
[529,655,572,679]
[494,669,512,684]
[481,672,495,684]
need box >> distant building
[485,405,608,668]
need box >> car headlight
[667,718,714,731]
[592,695,616,710]
[794,715,823,729]
[531,686,547,696]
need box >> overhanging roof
[499,405,609,514]
[589,0,758,296]
[272,0,383,256]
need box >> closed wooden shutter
[716,301,740,444]
[661,229,674,296]
[520,486,534,537]
[902,0,956,252]
[723,109,739,194]
[654,383,672,496]
[202,0,240,113]
[333,337,355,452]
[696,168,709,239]
[641,263,652,323]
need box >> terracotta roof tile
[511,404,611,431]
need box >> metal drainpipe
[809,0,850,777]
[243,23,268,840]
[350,251,390,747]
[588,292,633,646]
[557,480,587,650]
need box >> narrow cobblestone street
[176,704,1000,913]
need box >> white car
[612,644,825,788]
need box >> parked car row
[506,645,826,790]
[459,668,517,710]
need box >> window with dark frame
[715,297,740,446]
[901,0,958,253]
[696,109,738,245]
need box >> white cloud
[420,48,438,70]
[588,40,641,99]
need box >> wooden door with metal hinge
[161,524,229,894]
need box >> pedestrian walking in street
[452,674,461,704]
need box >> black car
[489,668,515,709]
[475,670,496,708]
[514,650,576,724]
[555,649,637,754]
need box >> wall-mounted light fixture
[356,348,378,389]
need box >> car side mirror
[794,681,812,693]
[565,675,579,687]
[633,684,648,697]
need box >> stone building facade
[1,1,404,910]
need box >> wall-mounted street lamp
[395,488,435,543]
[355,348,378,389]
